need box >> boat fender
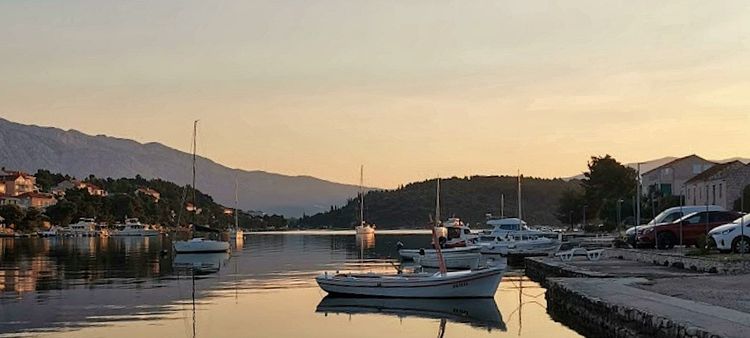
[419,248,425,256]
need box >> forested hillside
[299,176,579,229]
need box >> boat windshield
[447,227,462,239]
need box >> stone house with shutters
[685,160,750,210]
[641,155,715,197]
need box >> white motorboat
[415,251,482,270]
[62,218,97,236]
[316,266,504,298]
[111,218,159,236]
[355,224,375,234]
[174,237,230,253]
[316,296,506,330]
[399,245,480,261]
[38,226,62,237]
[476,233,561,255]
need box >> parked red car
[636,210,743,249]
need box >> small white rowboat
[315,266,504,298]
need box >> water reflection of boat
[316,296,506,330]
[174,252,230,274]
[355,233,375,249]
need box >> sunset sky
[2,0,749,188]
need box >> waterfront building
[641,155,714,197]
[0,171,38,196]
[684,160,750,210]
[17,192,58,209]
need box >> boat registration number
[452,282,469,288]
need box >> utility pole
[636,163,642,240]
[582,205,587,231]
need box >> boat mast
[517,170,522,221]
[234,176,239,230]
[191,120,198,225]
[432,177,447,276]
[359,165,364,227]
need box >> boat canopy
[486,218,526,231]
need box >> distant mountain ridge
[0,117,363,216]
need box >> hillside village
[0,167,284,235]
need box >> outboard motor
[396,241,404,250]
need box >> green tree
[556,187,586,227]
[581,155,637,224]
[0,205,25,228]
[45,200,78,226]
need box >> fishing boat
[173,120,231,254]
[316,179,505,298]
[354,165,376,235]
[110,218,159,236]
[316,296,506,330]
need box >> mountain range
[0,117,362,216]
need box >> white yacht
[63,218,97,236]
[111,218,159,236]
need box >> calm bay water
[0,232,581,338]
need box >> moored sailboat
[173,120,230,254]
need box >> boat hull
[173,239,230,253]
[316,267,504,298]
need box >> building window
[712,185,716,203]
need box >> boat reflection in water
[316,296,506,331]
[173,252,230,274]
[355,233,375,250]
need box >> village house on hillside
[0,170,38,196]
[641,155,715,197]
[135,187,160,202]
[17,192,57,209]
[52,179,108,197]
[685,161,750,210]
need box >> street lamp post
[582,205,588,231]
[617,199,624,235]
